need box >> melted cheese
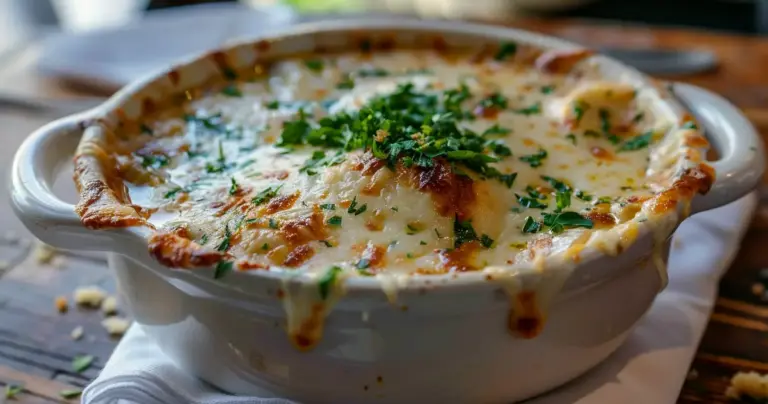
[105,47,707,349]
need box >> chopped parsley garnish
[265,100,280,110]
[542,211,593,234]
[336,77,355,89]
[541,176,571,192]
[304,59,324,72]
[391,206,399,212]
[268,218,278,229]
[453,216,478,248]
[214,260,234,279]
[164,187,187,199]
[516,194,547,209]
[499,173,517,188]
[599,109,620,144]
[261,243,269,251]
[327,216,342,226]
[185,113,228,133]
[632,112,644,123]
[486,140,512,157]
[522,216,541,233]
[357,67,390,77]
[72,355,94,373]
[513,102,542,115]
[482,124,511,137]
[478,92,508,110]
[494,42,517,61]
[595,196,613,204]
[480,234,494,248]
[299,150,346,175]
[59,389,82,399]
[682,121,697,130]
[541,85,555,94]
[319,203,336,210]
[618,132,653,152]
[200,234,209,244]
[572,100,589,123]
[519,149,547,168]
[318,266,343,299]
[347,196,367,215]
[228,178,239,195]
[216,224,231,252]
[565,133,577,145]
[406,224,421,235]
[555,190,571,211]
[526,185,546,200]
[575,190,593,201]
[320,240,333,248]
[252,185,282,205]
[205,140,227,173]
[139,154,170,169]
[5,384,22,399]
[276,82,513,184]
[221,84,242,97]
[420,240,427,245]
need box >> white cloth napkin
[82,192,758,404]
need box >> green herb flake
[318,266,343,299]
[513,102,542,116]
[327,216,342,226]
[482,124,511,137]
[478,92,508,110]
[265,100,280,110]
[541,176,571,192]
[406,224,421,235]
[261,243,269,251]
[304,59,325,73]
[565,134,577,145]
[555,190,572,212]
[522,216,541,233]
[164,187,186,199]
[632,112,644,123]
[406,252,414,259]
[391,206,399,212]
[228,178,239,195]
[572,100,589,123]
[357,258,370,269]
[519,149,548,168]
[269,218,278,229]
[453,216,479,248]
[583,129,600,138]
[140,123,153,135]
[5,384,22,399]
[618,132,653,152]
[139,153,170,169]
[516,194,547,209]
[575,190,593,202]
[216,224,232,252]
[499,173,517,188]
[542,211,593,234]
[200,234,209,245]
[221,84,242,97]
[252,185,283,205]
[419,240,427,245]
[357,67,390,77]
[596,196,613,204]
[541,85,555,94]
[681,121,697,130]
[480,234,494,248]
[347,196,368,215]
[59,389,82,399]
[214,260,234,279]
[319,203,336,210]
[72,354,94,373]
[494,42,517,61]
[336,77,355,89]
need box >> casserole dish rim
[10,18,764,296]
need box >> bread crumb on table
[55,296,68,313]
[33,241,59,264]
[726,371,768,400]
[101,296,118,315]
[70,326,84,340]
[73,286,107,307]
[101,316,131,336]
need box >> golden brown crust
[73,125,148,229]
[148,232,225,268]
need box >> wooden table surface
[0,17,767,403]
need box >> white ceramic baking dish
[10,19,765,404]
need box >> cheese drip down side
[103,46,712,350]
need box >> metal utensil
[601,47,718,75]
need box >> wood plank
[0,364,80,403]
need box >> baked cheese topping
[82,43,712,349]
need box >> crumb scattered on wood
[74,286,107,307]
[726,371,768,400]
[70,326,84,340]
[101,296,118,315]
[101,316,130,336]
[55,296,68,313]
[33,241,59,264]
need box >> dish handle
[9,118,127,251]
[673,83,766,214]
